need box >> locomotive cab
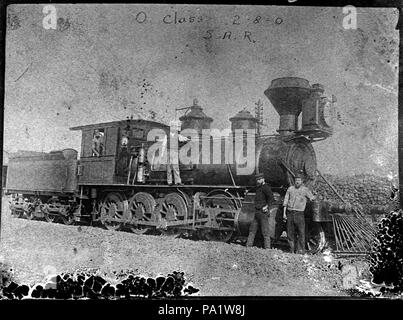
[70,119,171,185]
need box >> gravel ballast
[0,198,345,296]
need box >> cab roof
[70,119,170,131]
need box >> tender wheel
[10,208,22,218]
[43,210,56,222]
[202,192,236,242]
[17,198,35,220]
[160,192,188,222]
[24,203,35,220]
[10,198,24,218]
[43,199,57,223]
[100,192,128,231]
[61,202,78,225]
[306,222,327,254]
[27,199,43,221]
[60,205,75,225]
[128,192,156,234]
[61,214,75,225]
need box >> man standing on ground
[246,173,274,249]
[283,173,316,254]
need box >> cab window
[92,128,105,157]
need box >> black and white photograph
[0,1,402,309]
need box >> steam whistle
[136,143,146,183]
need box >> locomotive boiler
[6,77,335,253]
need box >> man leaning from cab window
[92,129,104,157]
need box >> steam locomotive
[5,77,335,253]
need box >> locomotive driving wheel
[160,193,188,222]
[100,192,129,231]
[201,191,237,243]
[128,192,156,234]
[152,192,187,236]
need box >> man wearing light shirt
[282,173,315,254]
[161,121,189,185]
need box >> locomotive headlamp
[300,83,334,139]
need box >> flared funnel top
[264,77,312,135]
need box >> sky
[3,4,399,176]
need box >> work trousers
[167,163,181,184]
[166,152,181,184]
[286,210,306,254]
[246,210,271,249]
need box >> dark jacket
[255,183,274,210]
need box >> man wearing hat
[282,172,316,254]
[92,129,104,157]
[246,172,274,249]
[160,120,189,185]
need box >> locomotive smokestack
[264,77,312,136]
